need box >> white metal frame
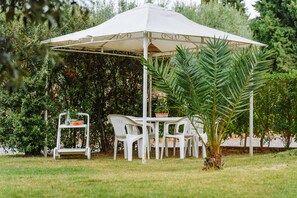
[53,112,91,160]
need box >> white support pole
[44,55,49,158]
[149,75,152,117]
[142,32,149,163]
[249,91,253,156]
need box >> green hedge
[233,73,297,148]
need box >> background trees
[174,1,252,39]
[0,0,142,154]
[201,0,246,13]
[250,0,297,72]
[0,0,89,88]
[250,74,297,150]
[246,0,297,148]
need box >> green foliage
[0,19,60,155]
[234,73,297,149]
[201,0,246,13]
[0,76,57,155]
[226,72,297,150]
[154,97,169,113]
[174,1,252,39]
[143,38,272,162]
[0,1,143,154]
[253,76,277,148]
[267,73,297,148]
[225,111,249,146]
[0,0,88,88]
[117,0,137,13]
[69,111,78,120]
[0,0,88,27]
[250,0,297,72]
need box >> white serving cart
[53,112,91,159]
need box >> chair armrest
[134,122,155,134]
[127,122,155,135]
[163,122,178,128]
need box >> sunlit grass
[1,150,297,197]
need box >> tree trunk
[286,133,291,149]
[203,145,224,170]
[260,135,264,152]
[243,132,248,152]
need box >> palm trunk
[203,143,224,170]
[244,132,248,150]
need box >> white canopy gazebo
[43,3,265,161]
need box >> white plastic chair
[108,114,155,161]
[127,116,155,154]
[189,117,207,158]
[161,117,197,159]
[190,117,221,158]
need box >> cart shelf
[53,112,91,160]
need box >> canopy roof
[43,3,265,57]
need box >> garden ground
[1,150,297,197]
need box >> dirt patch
[260,163,288,171]
[91,146,295,159]
[221,146,292,156]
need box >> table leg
[155,122,159,159]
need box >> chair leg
[114,139,118,160]
[179,136,185,159]
[187,139,192,157]
[127,139,133,161]
[202,144,207,158]
[165,137,169,157]
[147,135,150,160]
[193,136,198,158]
[137,139,142,158]
[149,136,153,152]
[150,137,154,154]
[161,136,166,159]
[173,138,176,157]
[123,141,128,159]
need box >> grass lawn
[1,150,297,197]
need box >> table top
[59,124,88,129]
[132,117,182,122]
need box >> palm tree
[143,38,272,169]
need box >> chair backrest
[174,117,190,134]
[189,116,204,135]
[108,114,140,137]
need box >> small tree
[250,0,297,72]
[253,77,278,149]
[143,38,272,169]
[272,74,297,148]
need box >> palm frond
[198,39,232,120]
[142,38,273,157]
[141,57,185,109]
[223,47,273,124]
[171,46,206,116]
